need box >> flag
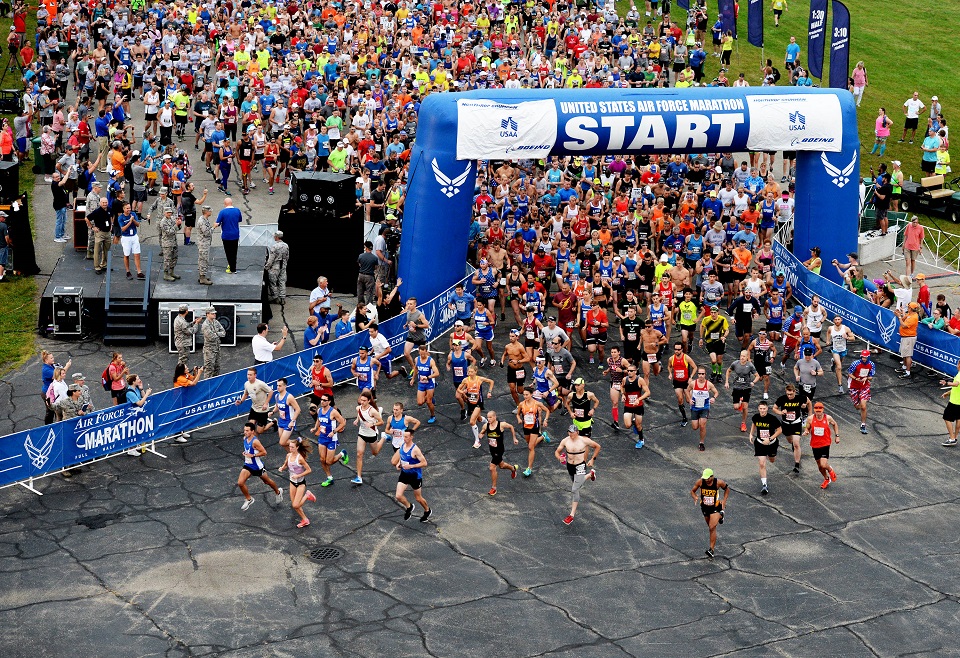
[829,0,851,89]
[747,0,763,48]
[718,0,737,39]
[807,0,827,79]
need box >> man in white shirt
[252,322,288,363]
[901,91,925,144]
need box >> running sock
[612,408,619,422]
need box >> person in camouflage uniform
[173,304,201,366]
[196,204,214,285]
[159,207,181,281]
[201,307,227,377]
[265,230,289,303]
[146,186,175,227]
[84,180,102,259]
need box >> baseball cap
[702,468,714,479]
[573,377,585,386]
[860,349,871,357]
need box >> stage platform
[39,243,267,340]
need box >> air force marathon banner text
[0,273,473,490]
[773,242,960,374]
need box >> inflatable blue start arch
[398,87,860,303]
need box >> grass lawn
[0,3,38,374]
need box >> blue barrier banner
[747,0,763,48]
[828,0,851,90]
[773,242,959,375]
[807,0,827,79]
[0,271,474,489]
[718,0,737,39]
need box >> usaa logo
[500,116,519,138]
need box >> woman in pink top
[851,61,868,107]
[870,107,893,157]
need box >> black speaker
[0,161,18,204]
[290,171,355,217]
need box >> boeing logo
[432,159,472,198]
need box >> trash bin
[31,136,42,174]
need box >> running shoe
[339,451,349,465]
[829,469,837,482]
[404,504,415,520]
[698,443,705,451]
[428,416,436,424]
[820,479,830,489]
[681,419,688,427]
[718,509,724,524]
[562,515,574,526]
[634,439,644,449]
[740,422,747,432]
[942,439,958,447]
[241,498,255,511]
[760,485,769,496]
[473,439,481,449]
[705,548,714,559]
[489,488,497,496]
[350,476,363,485]
[860,423,867,434]
[541,431,551,443]
[297,518,310,528]
[420,509,432,523]
[321,476,334,487]
[276,490,283,503]
[522,467,533,477]
[512,464,519,478]
[305,491,316,502]
[610,420,619,430]
[589,468,597,481]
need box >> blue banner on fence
[807,0,827,79]
[828,0,851,90]
[773,242,959,375]
[0,271,474,489]
[718,0,737,39]
[747,0,763,48]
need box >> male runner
[749,401,782,495]
[554,425,601,526]
[480,410,520,496]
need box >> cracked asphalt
[1,322,958,656]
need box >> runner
[698,305,730,383]
[725,350,760,432]
[802,402,841,489]
[565,377,600,437]
[749,401,782,496]
[278,437,315,528]
[515,386,552,477]
[351,389,384,486]
[639,319,667,384]
[392,428,431,523]
[747,330,776,400]
[380,402,422,453]
[669,342,697,427]
[772,384,811,474]
[235,368,275,436]
[622,363,652,448]
[939,359,960,447]
[847,350,876,435]
[480,410,520,496]
[500,329,529,406]
[554,425,601,526]
[272,377,301,448]
[607,346,627,430]
[691,468,730,559]
[310,393,349,487]
[447,340,476,421]
[457,365,495,449]
[238,421,283,511]
[410,344,440,423]
[687,366,720,451]
[828,315,857,394]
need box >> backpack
[101,365,113,391]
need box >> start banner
[773,242,959,374]
[0,271,474,490]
